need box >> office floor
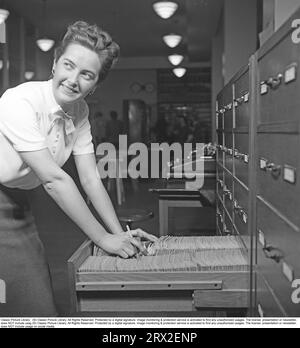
[30,178,216,316]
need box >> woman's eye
[82,72,93,80]
[64,62,72,69]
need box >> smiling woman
[0,20,157,317]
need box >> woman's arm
[20,149,140,258]
[74,153,158,243]
[74,153,124,235]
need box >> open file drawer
[68,236,250,313]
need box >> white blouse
[0,80,94,189]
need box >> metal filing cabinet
[254,8,300,317]
[215,7,300,316]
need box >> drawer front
[257,199,300,317]
[233,181,249,237]
[224,132,234,173]
[216,162,224,182]
[234,71,250,129]
[224,172,234,218]
[258,31,300,125]
[216,200,224,235]
[234,133,250,186]
[224,107,233,130]
[224,210,234,236]
[255,274,286,317]
[216,131,224,165]
[257,133,300,226]
[216,109,224,130]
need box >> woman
[0,21,157,317]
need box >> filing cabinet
[214,6,300,317]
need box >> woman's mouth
[61,84,79,95]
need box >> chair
[117,208,154,230]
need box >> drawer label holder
[283,165,297,185]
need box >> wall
[211,10,224,142]
[87,69,158,126]
[223,0,258,84]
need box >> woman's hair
[54,21,120,83]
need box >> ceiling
[6,0,223,62]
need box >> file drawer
[234,70,250,129]
[258,29,300,125]
[257,132,300,226]
[234,133,250,186]
[257,199,300,317]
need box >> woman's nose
[67,71,80,86]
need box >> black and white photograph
[0,0,300,330]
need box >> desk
[150,188,215,236]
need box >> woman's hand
[96,233,143,259]
[125,229,159,243]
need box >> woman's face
[52,43,101,111]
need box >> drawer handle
[234,205,243,214]
[235,97,244,105]
[263,246,284,263]
[234,151,245,160]
[266,163,282,177]
[223,189,231,197]
[266,74,283,89]
[224,229,232,236]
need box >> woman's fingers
[118,250,129,259]
[129,237,147,255]
[122,245,136,258]
[130,229,159,242]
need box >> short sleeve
[0,94,47,152]
[72,118,95,155]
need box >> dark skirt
[0,185,57,317]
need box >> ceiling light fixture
[153,1,178,19]
[0,59,9,70]
[168,54,184,66]
[36,0,55,52]
[37,38,55,52]
[0,8,9,24]
[163,34,182,48]
[173,67,186,78]
[25,71,35,80]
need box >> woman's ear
[52,61,57,76]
